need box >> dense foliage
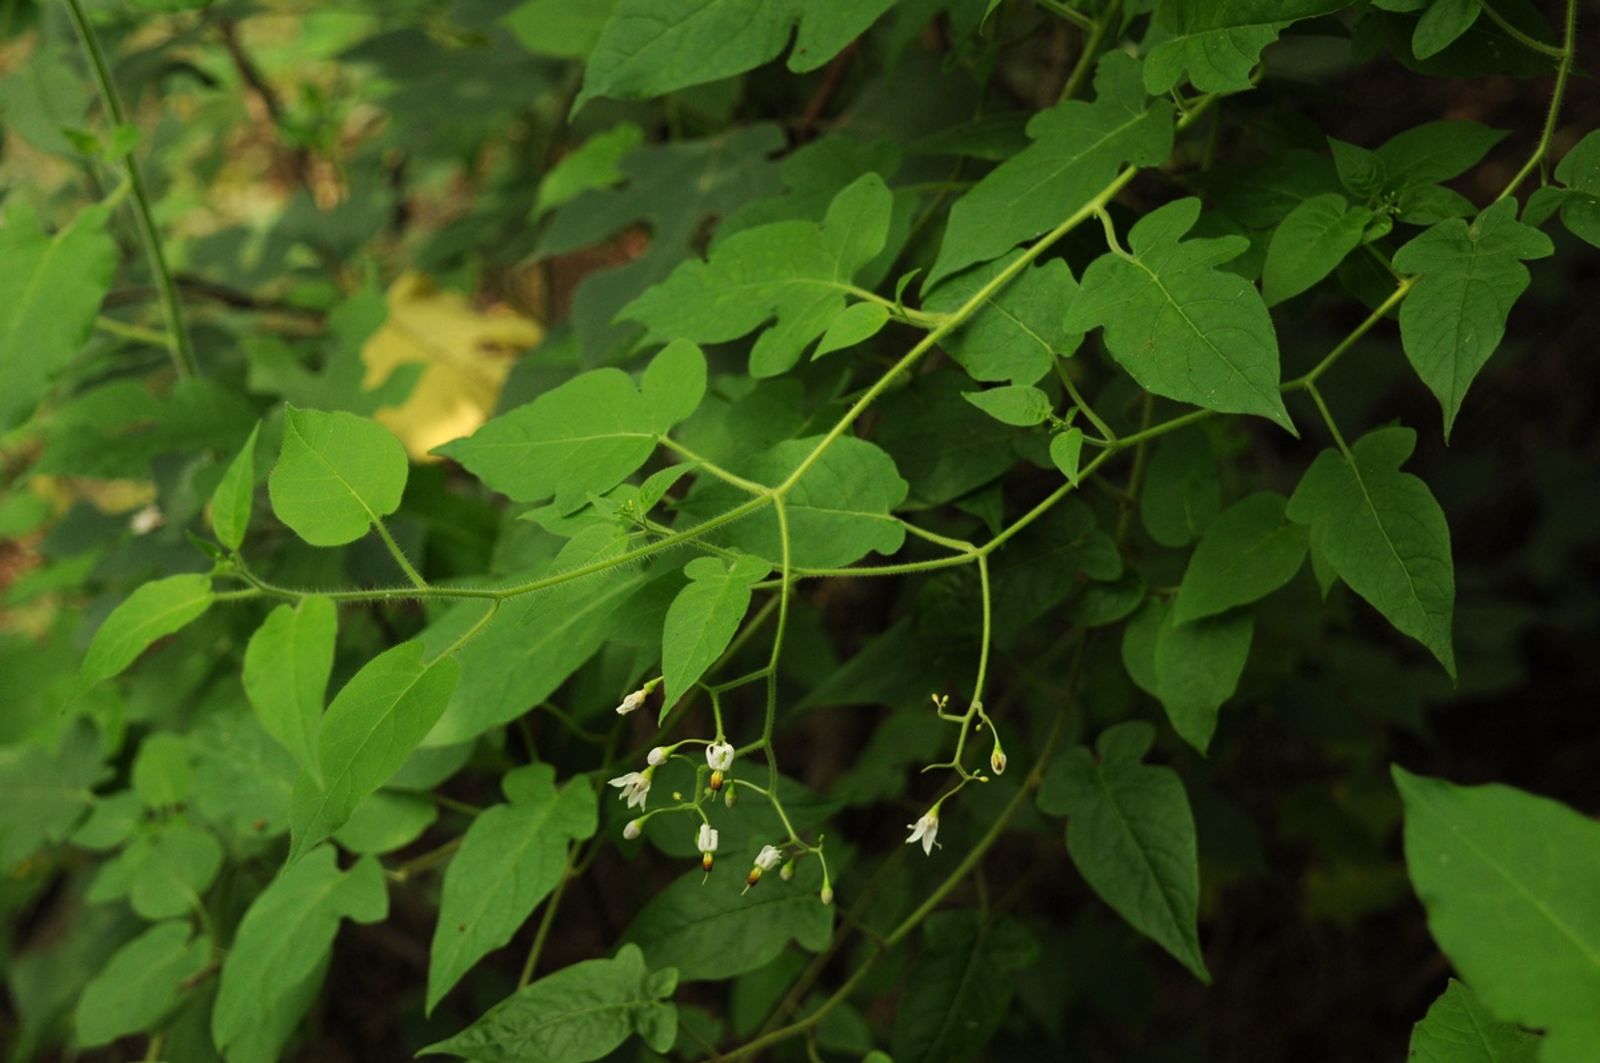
[1,0,1597,1060]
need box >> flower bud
[623,819,642,840]
[780,862,795,881]
[647,746,668,766]
[745,866,763,890]
[705,741,735,772]
[819,885,834,906]
[990,748,1007,775]
[724,786,738,809]
[615,688,648,716]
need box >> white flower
[705,741,735,772]
[647,746,668,766]
[623,819,643,840]
[615,688,648,715]
[607,769,652,810]
[906,810,940,856]
[129,505,164,536]
[755,844,784,871]
[696,822,719,854]
[990,748,1007,775]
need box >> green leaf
[1139,430,1222,548]
[1124,597,1254,753]
[1392,199,1553,436]
[212,846,388,1057]
[643,338,710,427]
[962,385,1053,427]
[1173,492,1309,623]
[421,527,654,745]
[812,300,889,359]
[332,790,437,855]
[1038,721,1210,982]
[288,640,460,862]
[576,0,893,108]
[1262,194,1374,305]
[422,944,677,1062]
[268,407,409,547]
[81,574,215,686]
[74,921,211,1048]
[924,255,1083,384]
[1414,0,1481,59]
[502,0,618,59]
[620,175,892,377]
[890,911,1039,1063]
[188,708,298,839]
[680,435,909,569]
[662,555,768,708]
[1408,978,1540,1063]
[437,342,705,512]
[87,821,224,920]
[539,126,784,360]
[131,733,191,809]
[1395,767,1600,1061]
[534,122,642,219]
[1066,199,1294,430]
[623,861,833,981]
[209,421,260,551]
[427,765,599,1012]
[929,53,1173,286]
[1049,428,1086,485]
[0,202,116,430]
[1376,121,1507,191]
[1144,1,1344,94]
[243,596,338,786]
[0,726,103,870]
[1552,130,1600,248]
[1286,427,1456,676]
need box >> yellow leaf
[360,273,543,461]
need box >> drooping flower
[607,769,652,809]
[906,810,940,856]
[990,748,1007,776]
[696,822,719,854]
[697,821,719,873]
[623,819,643,840]
[755,845,784,871]
[819,885,834,906]
[615,688,649,715]
[705,741,735,772]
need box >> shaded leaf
[82,574,214,686]
[1287,428,1456,676]
[423,944,676,1062]
[1038,721,1210,982]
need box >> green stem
[1304,382,1353,461]
[1478,0,1566,59]
[373,517,427,589]
[1284,278,1415,390]
[95,314,170,348]
[63,0,197,380]
[1059,0,1120,103]
[1055,360,1117,442]
[518,842,582,987]
[1496,0,1578,200]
